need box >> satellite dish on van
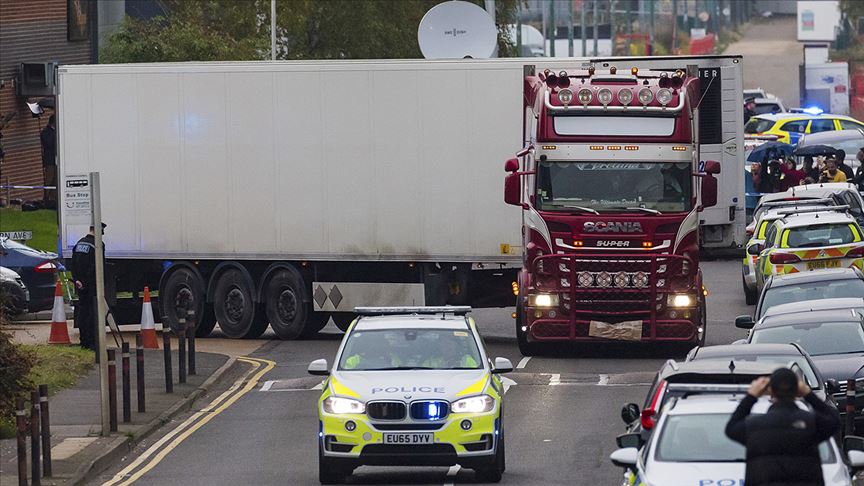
[418,1,498,59]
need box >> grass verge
[0,208,59,253]
[0,344,93,439]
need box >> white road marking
[444,464,461,486]
[516,356,531,369]
[500,377,517,394]
[260,380,275,392]
[597,374,610,386]
[549,373,561,386]
[311,381,324,390]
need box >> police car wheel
[742,274,757,305]
[475,432,504,483]
[264,268,310,340]
[318,444,348,484]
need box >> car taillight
[769,253,801,264]
[745,228,754,237]
[35,261,58,273]
[848,246,864,258]
[641,379,667,430]
[640,408,656,430]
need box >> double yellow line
[101,357,275,486]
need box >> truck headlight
[528,293,559,308]
[668,294,695,308]
[322,396,365,414]
[451,395,495,414]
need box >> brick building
[0,0,97,203]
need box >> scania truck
[506,57,741,355]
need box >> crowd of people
[750,147,864,194]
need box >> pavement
[723,15,802,107]
[0,326,265,485]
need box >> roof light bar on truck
[544,90,685,113]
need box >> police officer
[71,223,105,351]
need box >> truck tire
[263,268,309,340]
[213,268,258,339]
[742,274,757,305]
[515,303,540,356]
[161,267,214,336]
[331,313,355,332]
[243,307,269,339]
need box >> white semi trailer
[56,57,743,339]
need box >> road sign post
[89,172,111,436]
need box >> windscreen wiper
[553,205,599,214]
[606,206,663,215]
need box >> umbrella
[793,144,839,157]
[747,141,793,162]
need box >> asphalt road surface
[92,260,751,486]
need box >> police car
[750,207,864,293]
[744,112,864,145]
[308,306,512,484]
[742,200,834,304]
[610,385,863,486]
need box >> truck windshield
[535,161,692,213]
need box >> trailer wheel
[213,269,257,339]
[264,268,309,340]
[161,267,214,336]
[331,313,355,332]
[243,307,269,339]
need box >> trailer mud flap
[588,320,642,341]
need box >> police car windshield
[760,280,864,318]
[338,328,482,371]
[655,413,834,463]
[535,161,692,213]
[786,223,856,248]
[751,322,864,357]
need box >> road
[90,260,750,486]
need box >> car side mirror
[492,357,513,374]
[504,172,523,207]
[826,379,840,394]
[848,450,864,472]
[621,403,640,424]
[616,432,644,449]
[307,358,330,376]
[747,243,764,256]
[610,447,639,470]
[735,315,755,329]
[504,157,519,173]
[700,174,718,209]
[845,435,864,453]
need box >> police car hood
[644,462,845,486]
[332,369,488,402]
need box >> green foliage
[101,0,522,63]
[0,324,34,435]
[0,209,58,253]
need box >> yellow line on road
[102,357,275,486]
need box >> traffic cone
[140,286,159,349]
[48,281,71,344]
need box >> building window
[68,0,91,41]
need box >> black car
[0,237,64,312]
[754,267,864,320]
[738,302,864,425]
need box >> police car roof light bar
[666,383,752,394]
[761,198,834,209]
[777,205,849,216]
[354,306,472,316]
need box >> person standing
[819,157,847,183]
[40,115,57,204]
[835,150,854,180]
[71,223,105,352]
[744,98,757,125]
[726,368,840,486]
[853,148,864,191]
[779,157,805,191]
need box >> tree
[101,0,522,63]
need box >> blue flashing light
[802,106,824,115]
[413,401,447,420]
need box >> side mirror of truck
[504,173,523,207]
[700,174,718,209]
[703,160,721,174]
[504,157,519,173]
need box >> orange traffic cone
[48,281,71,344]
[140,286,159,349]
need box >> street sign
[63,174,92,226]
[0,231,32,241]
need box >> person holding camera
[819,156,847,183]
[726,368,840,486]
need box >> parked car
[752,96,787,115]
[753,267,864,320]
[0,266,28,316]
[749,183,864,229]
[0,237,63,312]
[745,113,864,145]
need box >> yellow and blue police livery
[308,306,512,484]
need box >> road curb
[68,356,240,485]
[483,335,517,344]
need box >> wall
[0,0,94,202]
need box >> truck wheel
[264,268,309,340]
[161,267,212,336]
[742,275,757,305]
[515,303,540,356]
[475,431,504,483]
[243,307,269,339]
[318,445,349,484]
[213,269,257,339]
[332,313,355,332]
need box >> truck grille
[367,401,406,420]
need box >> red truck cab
[505,65,720,355]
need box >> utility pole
[592,0,598,56]
[568,0,574,57]
[92,172,109,436]
[270,0,276,60]
[550,0,556,57]
[581,0,587,56]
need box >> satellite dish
[418,1,498,59]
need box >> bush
[0,318,35,430]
